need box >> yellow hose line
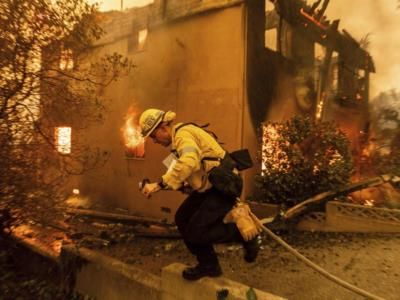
[250,213,386,300]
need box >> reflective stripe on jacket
[161,123,225,192]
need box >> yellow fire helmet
[139,108,165,138]
[139,109,177,138]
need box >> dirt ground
[98,230,400,300]
[4,203,400,300]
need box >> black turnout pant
[175,187,242,267]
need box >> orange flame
[121,107,145,157]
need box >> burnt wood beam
[64,208,168,225]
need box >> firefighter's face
[150,124,171,147]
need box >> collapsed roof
[271,0,375,72]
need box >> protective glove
[141,182,161,198]
[223,202,262,241]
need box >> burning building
[63,0,374,219]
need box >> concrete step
[5,225,285,300]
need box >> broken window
[128,28,148,53]
[330,51,339,93]
[265,0,274,11]
[138,29,148,50]
[265,29,278,51]
[314,42,326,88]
[125,142,145,159]
[337,64,366,103]
[265,0,279,51]
[55,127,71,154]
[59,48,74,70]
[356,69,366,100]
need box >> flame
[315,95,325,120]
[121,107,145,157]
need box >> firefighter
[139,108,261,280]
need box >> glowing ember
[121,107,145,158]
[261,124,289,174]
[364,199,375,207]
[55,127,71,154]
[328,149,343,165]
[262,123,344,176]
[315,97,324,120]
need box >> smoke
[88,0,154,11]
[94,0,399,100]
[320,0,400,99]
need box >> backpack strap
[173,123,252,171]
[201,157,221,161]
[173,122,227,165]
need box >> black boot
[182,263,222,281]
[243,235,262,263]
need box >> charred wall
[242,0,300,197]
[69,4,246,219]
[245,0,273,132]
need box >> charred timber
[133,225,181,239]
[64,208,167,226]
[284,174,400,220]
[275,0,375,72]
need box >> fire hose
[249,212,385,300]
[140,177,387,299]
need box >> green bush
[254,117,353,207]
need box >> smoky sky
[92,0,399,99]
[88,0,153,11]
[322,0,400,99]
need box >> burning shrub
[255,116,353,207]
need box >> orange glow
[300,8,328,30]
[261,124,289,174]
[315,100,323,119]
[315,92,326,120]
[55,127,71,154]
[138,29,148,50]
[59,48,74,70]
[121,107,145,158]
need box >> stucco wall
[242,1,302,198]
[70,4,245,220]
